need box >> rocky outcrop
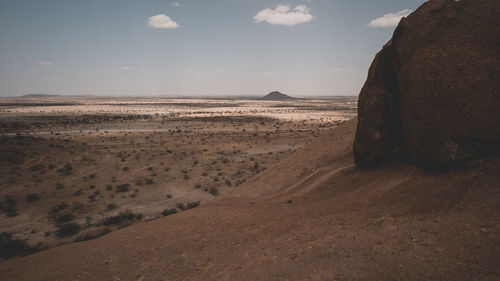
[354,0,500,169]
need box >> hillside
[261,91,295,101]
[19,94,61,98]
[1,118,498,280]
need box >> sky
[0,0,426,97]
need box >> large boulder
[354,0,500,169]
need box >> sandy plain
[0,96,356,256]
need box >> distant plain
[0,96,356,255]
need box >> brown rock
[355,0,500,169]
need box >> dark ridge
[261,91,295,101]
[19,94,61,98]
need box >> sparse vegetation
[57,163,73,175]
[54,213,75,224]
[0,97,349,255]
[55,223,81,238]
[187,201,200,209]
[29,164,45,172]
[0,196,18,217]
[0,232,41,259]
[116,184,130,192]
[49,202,69,214]
[107,203,117,210]
[161,208,178,217]
[209,187,218,196]
[26,193,40,202]
[74,228,111,242]
[55,182,65,190]
[100,210,142,226]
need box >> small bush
[107,203,117,210]
[57,163,73,175]
[29,164,45,172]
[116,184,130,192]
[55,182,65,190]
[0,232,41,259]
[253,162,259,170]
[26,193,40,202]
[6,212,18,217]
[55,223,81,238]
[100,210,142,226]
[209,187,218,196]
[161,208,178,217]
[187,201,200,209]
[0,196,17,216]
[49,203,69,214]
[54,213,74,224]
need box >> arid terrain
[0,96,356,254]
[1,0,498,279]
[0,117,498,281]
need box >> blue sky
[0,0,426,97]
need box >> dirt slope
[1,119,499,280]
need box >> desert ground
[0,96,356,255]
[1,0,498,279]
[0,117,498,281]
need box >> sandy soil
[0,116,498,280]
[0,96,356,253]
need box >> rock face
[354,0,500,169]
[262,91,294,101]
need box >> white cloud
[37,61,53,66]
[148,14,179,29]
[215,69,224,73]
[254,5,314,26]
[121,66,134,71]
[368,9,412,28]
[261,72,272,75]
[172,2,180,7]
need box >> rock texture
[354,0,500,169]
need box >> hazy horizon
[11,92,359,99]
[0,0,425,97]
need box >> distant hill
[261,91,295,101]
[20,94,61,98]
